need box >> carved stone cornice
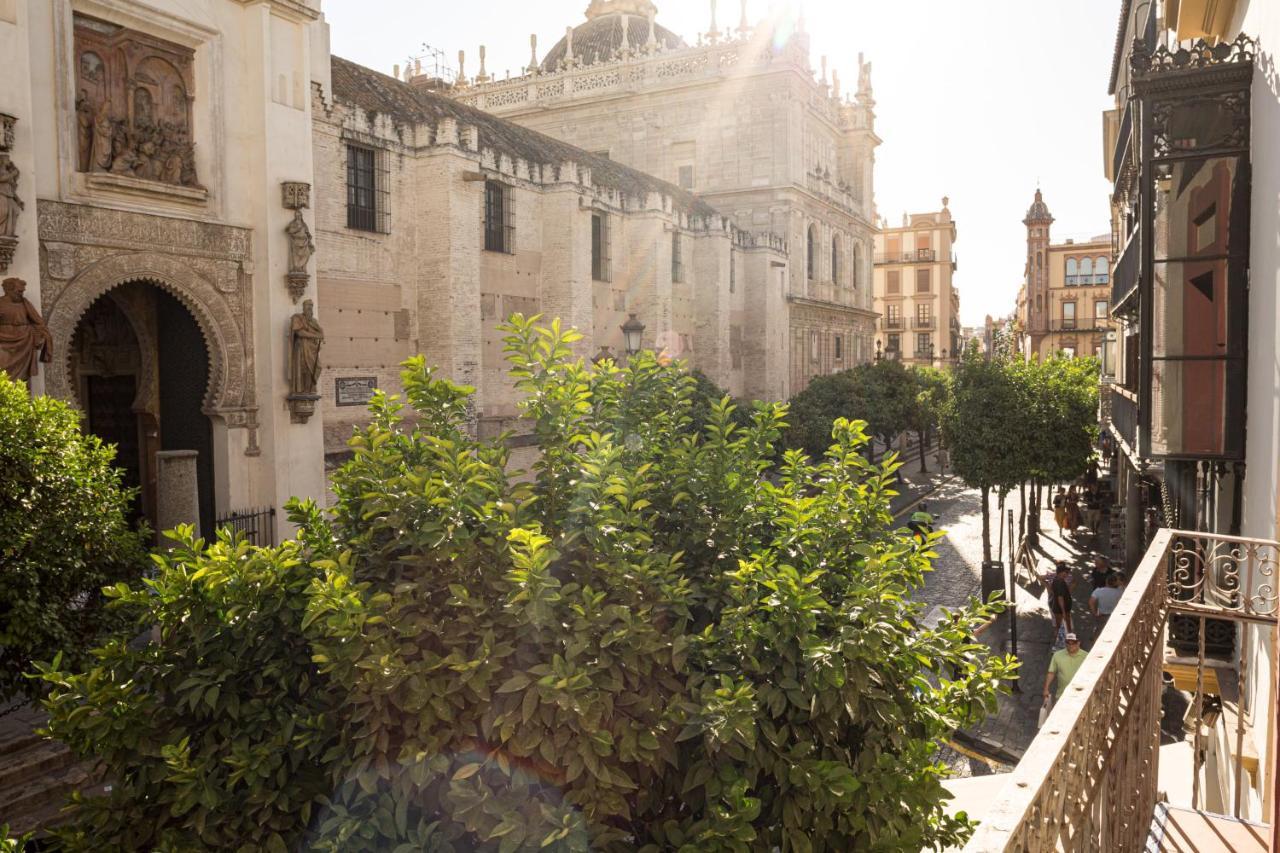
[233,0,321,23]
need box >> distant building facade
[872,202,960,366]
[1016,189,1114,363]
[439,0,882,396]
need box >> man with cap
[1049,561,1075,645]
[1043,633,1087,705]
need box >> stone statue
[92,102,114,172]
[286,209,314,276]
[0,156,21,239]
[0,278,53,383]
[76,91,94,172]
[288,299,324,397]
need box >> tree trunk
[918,427,929,473]
[981,485,992,564]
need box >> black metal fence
[214,506,277,547]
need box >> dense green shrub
[0,371,146,702]
[39,317,1013,852]
[785,360,922,459]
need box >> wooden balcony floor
[1148,803,1269,852]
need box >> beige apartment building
[1017,189,1114,362]
[872,201,960,366]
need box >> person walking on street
[1089,572,1125,627]
[1050,562,1074,646]
[1043,633,1087,706]
[1053,487,1068,534]
[1089,554,1111,590]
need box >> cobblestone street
[904,479,1110,780]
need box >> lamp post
[875,338,883,363]
[620,313,646,357]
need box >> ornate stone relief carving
[281,182,313,302]
[287,298,323,424]
[0,114,20,272]
[74,14,203,191]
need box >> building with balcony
[872,200,960,367]
[962,1,1280,848]
[439,0,882,397]
[1015,189,1116,364]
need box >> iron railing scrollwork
[963,528,1279,851]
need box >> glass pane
[1152,259,1246,358]
[1150,358,1244,458]
[1152,156,1247,261]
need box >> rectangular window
[592,212,611,282]
[677,164,695,191]
[834,335,843,361]
[886,304,901,328]
[915,268,931,293]
[347,144,378,231]
[729,251,736,293]
[810,330,820,363]
[887,236,901,257]
[916,303,931,325]
[887,333,901,353]
[887,270,900,295]
[1062,301,1077,329]
[1095,299,1109,320]
[916,332,932,357]
[671,232,684,283]
[484,181,515,253]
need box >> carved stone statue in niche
[286,300,324,424]
[0,155,21,239]
[285,210,314,302]
[0,278,53,384]
[73,13,202,190]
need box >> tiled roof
[329,56,716,217]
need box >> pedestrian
[1042,632,1088,710]
[1065,486,1081,533]
[1052,487,1068,533]
[1089,554,1111,590]
[1083,486,1102,534]
[1049,561,1074,645]
[1089,572,1124,625]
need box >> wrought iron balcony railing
[1110,385,1138,458]
[874,249,937,264]
[881,317,902,330]
[912,317,935,330]
[963,528,1279,851]
[1112,228,1140,310]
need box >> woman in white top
[1089,572,1124,621]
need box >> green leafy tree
[908,367,951,473]
[0,371,146,702]
[785,360,916,460]
[942,353,1028,564]
[39,317,1014,852]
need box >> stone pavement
[904,486,1113,778]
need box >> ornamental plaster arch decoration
[44,252,254,423]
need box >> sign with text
[335,376,378,407]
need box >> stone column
[156,450,201,542]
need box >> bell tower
[1023,188,1054,354]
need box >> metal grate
[215,506,277,547]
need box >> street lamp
[875,338,883,363]
[620,313,646,357]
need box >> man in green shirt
[1043,633,1087,702]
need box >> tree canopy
[785,360,924,459]
[0,371,147,702]
[37,317,1013,853]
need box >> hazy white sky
[325,0,1119,326]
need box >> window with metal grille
[484,181,515,253]
[671,231,684,282]
[346,144,389,233]
[592,212,611,281]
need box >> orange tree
[39,316,1013,852]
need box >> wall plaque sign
[335,376,378,407]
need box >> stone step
[0,761,90,826]
[0,739,77,793]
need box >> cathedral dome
[540,1,685,71]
